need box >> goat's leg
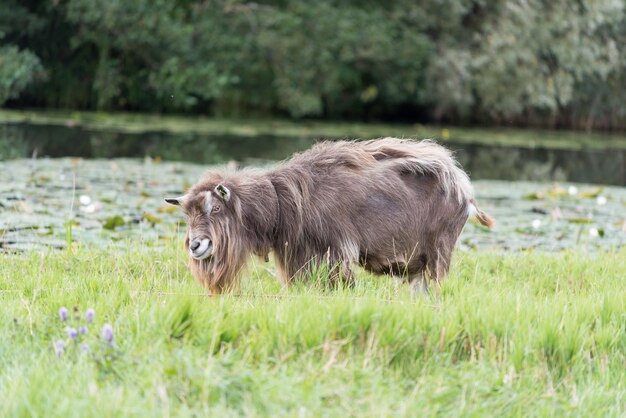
[328,260,355,288]
[409,271,429,298]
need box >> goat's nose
[190,239,201,251]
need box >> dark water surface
[1,122,625,185]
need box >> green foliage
[0,247,624,415]
[0,46,42,105]
[1,0,626,129]
[472,0,625,125]
[64,0,222,110]
[253,2,431,118]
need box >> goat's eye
[212,205,221,213]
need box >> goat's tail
[468,200,495,228]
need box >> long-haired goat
[165,138,494,294]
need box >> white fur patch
[341,240,360,261]
[368,139,475,203]
[204,191,213,213]
[467,203,477,218]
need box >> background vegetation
[2,0,626,130]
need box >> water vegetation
[1,158,625,254]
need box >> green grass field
[0,245,624,417]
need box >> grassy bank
[0,246,624,417]
[1,109,626,150]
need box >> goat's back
[269,138,472,275]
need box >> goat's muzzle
[189,238,212,260]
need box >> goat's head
[165,180,248,293]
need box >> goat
[165,138,494,294]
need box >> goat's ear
[215,184,231,201]
[164,195,186,206]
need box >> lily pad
[157,205,178,214]
[523,192,544,200]
[579,188,604,199]
[142,212,162,224]
[567,218,593,224]
[102,215,125,230]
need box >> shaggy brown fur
[166,138,494,293]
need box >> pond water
[1,122,625,185]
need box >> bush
[1,0,625,130]
[0,46,42,105]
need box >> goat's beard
[188,220,251,294]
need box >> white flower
[596,196,607,206]
[79,202,103,214]
[568,186,578,196]
[589,228,599,237]
[532,219,542,229]
[79,195,92,205]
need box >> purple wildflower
[59,307,68,321]
[101,324,114,343]
[80,343,90,353]
[54,339,66,356]
[79,326,87,335]
[85,308,95,323]
[67,327,78,339]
